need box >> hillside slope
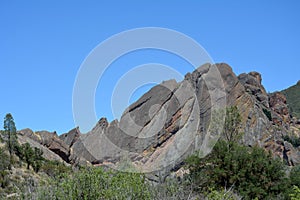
[282,81,300,119]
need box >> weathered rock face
[64,63,299,175]
[18,63,300,172]
[19,129,70,163]
[269,92,291,126]
[59,127,81,147]
[68,63,227,174]
[18,130,67,163]
[238,72,269,108]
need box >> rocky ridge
[17,63,300,176]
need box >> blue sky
[1,1,299,134]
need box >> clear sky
[1,1,299,134]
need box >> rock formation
[17,63,300,176]
[59,63,299,175]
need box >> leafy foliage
[16,142,44,172]
[206,187,239,200]
[2,113,19,168]
[22,143,34,169]
[0,148,10,171]
[222,106,242,143]
[186,140,289,199]
[290,165,300,187]
[32,147,44,173]
[40,160,71,178]
[290,185,300,200]
[0,147,10,188]
[283,135,300,148]
[36,167,152,200]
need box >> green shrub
[290,185,300,200]
[186,140,289,199]
[206,187,239,200]
[32,147,44,172]
[0,147,10,189]
[223,106,242,143]
[35,167,152,200]
[0,148,10,171]
[40,160,71,178]
[283,135,300,148]
[291,165,300,187]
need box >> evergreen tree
[3,113,19,168]
[32,147,43,172]
[22,143,34,170]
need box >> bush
[35,167,152,200]
[32,147,44,172]
[40,160,71,178]
[15,143,45,172]
[283,135,300,148]
[290,186,300,200]
[0,147,10,188]
[223,106,242,143]
[291,165,300,187]
[206,188,239,200]
[186,140,289,199]
[0,148,10,171]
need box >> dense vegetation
[1,110,300,199]
[282,81,300,119]
[186,140,289,199]
[283,135,300,148]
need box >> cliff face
[18,128,89,166]
[61,63,300,172]
[18,63,300,175]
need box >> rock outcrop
[61,63,299,176]
[17,63,300,174]
[238,71,269,108]
[18,129,70,163]
[269,92,291,126]
[59,127,81,147]
[18,129,67,163]
[18,127,91,166]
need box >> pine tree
[22,143,34,170]
[3,113,19,168]
[32,147,43,172]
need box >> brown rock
[269,92,291,125]
[19,129,71,163]
[238,72,269,107]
